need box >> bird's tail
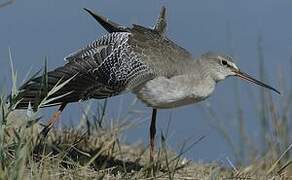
[12,60,97,110]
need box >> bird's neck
[191,59,220,82]
[186,60,217,98]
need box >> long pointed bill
[235,71,280,94]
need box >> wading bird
[14,7,280,162]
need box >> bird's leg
[149,108,157,162]
[40,103,67,137]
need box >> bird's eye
[221,60,228,66]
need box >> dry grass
[1,109,233,180]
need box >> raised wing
[154,6,167,35]
[84,6,167,35]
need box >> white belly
[133,75,215,109]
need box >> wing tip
[83,8,128,33]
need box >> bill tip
[272,88,281,95]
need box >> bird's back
[128,25,194,77]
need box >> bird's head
[199,52,280,94]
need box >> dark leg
[40,103,67,137]
[149,108,157,162]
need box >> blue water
[0,0,291,164]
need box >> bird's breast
[133,75,215,109]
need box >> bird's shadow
[33,135,144,174]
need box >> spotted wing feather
[16,32,154,109]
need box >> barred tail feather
[15,60,97,110]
